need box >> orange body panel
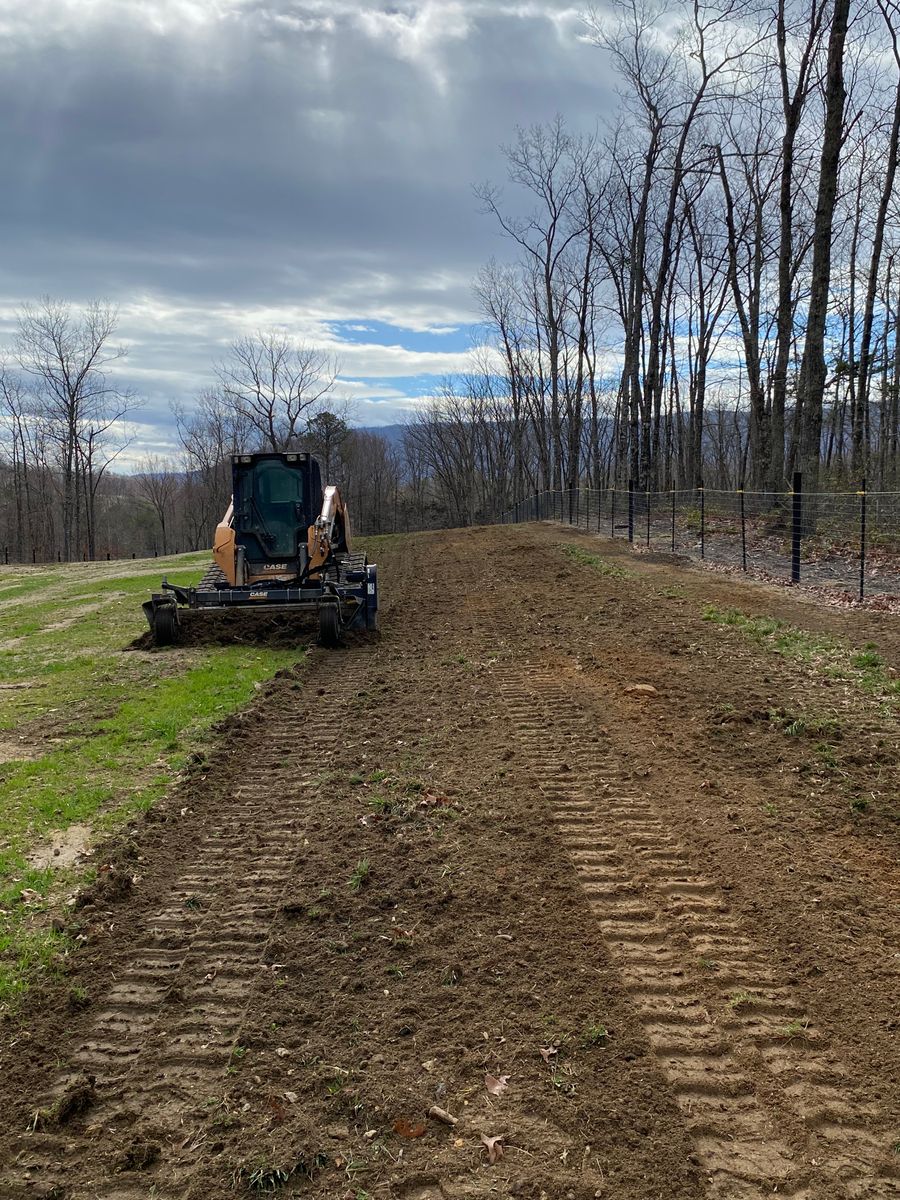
[213,505,237,585]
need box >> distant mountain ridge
[358,423,406,446]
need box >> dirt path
[0,524,897,1199]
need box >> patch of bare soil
[0,738,37,764]
[27,824,93,871]
[0,524,897,1200]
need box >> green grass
[582,1021,609,1046]
[0,553,306,1008]
[348,858,371,891]
[702,606,899,706]
[561,543,631,579]
[0,571,68,603]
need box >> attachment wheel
[151,603,179,647]
[318,600,342,647]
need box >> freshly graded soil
[129,607,323,650]
[1,523,897,1199]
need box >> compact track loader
[142,451,377,647]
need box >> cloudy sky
[0,0,610,452]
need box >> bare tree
[796,0,852,513]
[136,456,180,555]
[216,332,338,451]
[14,298,138,560]
[0,363,34,560]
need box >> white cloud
[0,0,610,447]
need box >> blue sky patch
[328,318,479,354]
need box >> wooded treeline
[0,304,421,560]
[0,301,482,559]
[463,0,900,500]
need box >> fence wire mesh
[501,482,900,601]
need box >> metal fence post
[791,471,802,584]
[646,490,651,546]
[739,486,747,572]
[627,479,634,543]
[699,479,705,559]
[671,489,676,552]
[575,487,580,529]
[859,477,867,602]
[611,488,616,538]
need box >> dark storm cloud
[0,1,613,436]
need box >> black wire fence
[500,475,900,602]
[1,546,187,565]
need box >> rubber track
[197,562,227,590]
[5,648,369,1200]
[490,660,899,1199]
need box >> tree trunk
[796,0,851,528]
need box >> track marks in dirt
[492,662,898,1199]
[2,650,368,1200]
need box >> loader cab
[231,452,323,573]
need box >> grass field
[0,553,306,1007]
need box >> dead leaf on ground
[265,1096,288,1125]
[539,1045,558,1063]
[419,791,452,807]
[624,683,658,696]
[484,1073,509,1096]
[393,1117,427,1138]
[480,1133,504,1164]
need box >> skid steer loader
[142,452,377,647]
